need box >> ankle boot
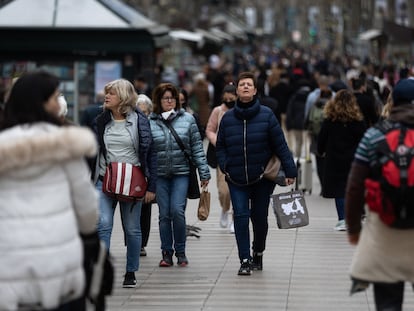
[252,252,263,270]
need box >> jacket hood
[0,123,97,174]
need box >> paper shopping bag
[197,187,210,221]
[271,190,309,229]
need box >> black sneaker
[122,272,136,288]
[176,253,189,267]
[159,251,173,267]
[140,247,147,257]
[252,252,263,271]
[238,259,252,276]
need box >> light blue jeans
[156,175,188,255]
[96,180,142,272]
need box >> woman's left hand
[144,191,156,204]
[200,180,209,188]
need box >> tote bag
[270,190,309,229]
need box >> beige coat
[350,212,414,283]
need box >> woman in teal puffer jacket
[149,83,210,267]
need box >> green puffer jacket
[149,109,210,181]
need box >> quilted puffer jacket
[149,109,210,181]
[216,98,296,185]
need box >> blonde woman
[93,79,157,288]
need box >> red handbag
[102,162,147,202]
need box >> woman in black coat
[317,90,367,231]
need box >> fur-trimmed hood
[0,123,97,175]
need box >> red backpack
[365,121,414,229]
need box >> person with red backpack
[346,78,414,310]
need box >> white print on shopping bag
[281,198,305,216]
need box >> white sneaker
[229,221,235,234]
[220,211,229,228]
[334,220,347,231]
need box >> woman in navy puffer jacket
[216,72,297,276]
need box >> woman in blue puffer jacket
[149,83,210,268]
[216,71,297,276]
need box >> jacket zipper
[243,119,248,183]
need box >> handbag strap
[162,120,193,164]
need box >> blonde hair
[381,92,393,119]
[104,79,138,115]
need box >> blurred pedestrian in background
[149,82,210,268]
[216,72,296,276]
[0,71,99,311]
[317,89,366,231]
[180,88,205,139]
[81,91,104,130]
[351,76,379,127]
[286,79,312,158]
[136,93,154,257]
[93,79,157,288]
[305,88,334,195]
[133,75,153,98]
[206,83,237,233]
[192,72,211,130]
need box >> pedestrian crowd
[1,47,414,311]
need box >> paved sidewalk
[105,161,414,311]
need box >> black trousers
[374,281,405,311]
[140,203,152,247]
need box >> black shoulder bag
[163,120,200,199]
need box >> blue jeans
[156,175,188,254]
[228,178,276,261]
[96,180,142,272]
[335,197,345,221]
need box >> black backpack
[365,120,414,229]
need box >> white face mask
[161,109,175,120]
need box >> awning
[358,29,382,41]
[195,28,223,44]
[169,30,203,43]
[169,28,227,48]
[209,27,234,42]
[0,0,170,50]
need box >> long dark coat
[317,119,367,198]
